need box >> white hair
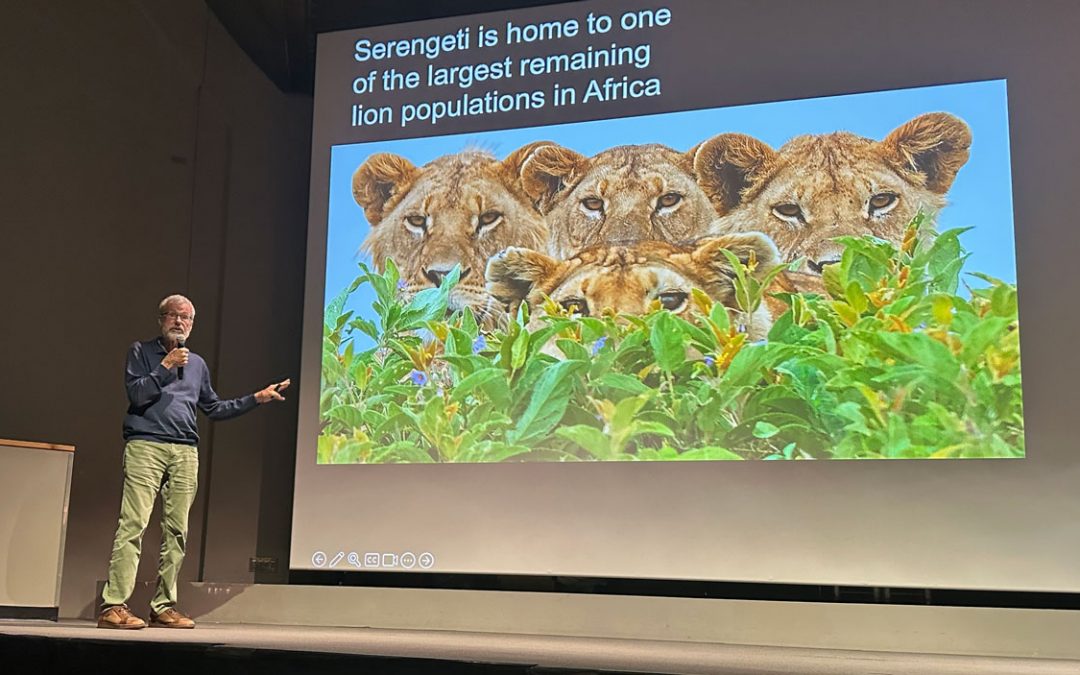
[158,294,195,317]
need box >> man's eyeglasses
[161,311,194,323]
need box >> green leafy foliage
[319,219,1023,462]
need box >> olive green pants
[101,440,198,615]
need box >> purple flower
[472,335,487,354]
[397,279,408,291]
[409,369,428,386]
[591,336,608,356]
[704,355,715,367]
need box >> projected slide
[318,80,1020,464]
[292,0,1080,590]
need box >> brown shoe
[97,604,147,630]
[149,607,196,629]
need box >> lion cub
[485,233,780,341]
[352,143,551,325]
[520,144,727,259]
[695,113,972,286]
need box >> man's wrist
[153,362,176,380]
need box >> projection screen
[292,0,1080,592]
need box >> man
[97,294,290,629]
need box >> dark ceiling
[205,0,581,95]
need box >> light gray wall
[0,1,309,617]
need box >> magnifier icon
[347,552,361,568]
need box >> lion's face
[521,144,723,259]
[696,113,971,277]
[486,233,780,341]
[353,145,550,325]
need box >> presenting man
[97,294,290,629]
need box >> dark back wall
[0,1,310,617]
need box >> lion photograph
[351,142,552,326]
[694,112,972,286]
[320,80,1019,463]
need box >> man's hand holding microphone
[162,342,190,378]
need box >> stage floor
[4,618,1080,675]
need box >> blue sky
[325,79,1014,339]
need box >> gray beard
[161,327,188,344]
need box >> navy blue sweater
[123,338,258,445]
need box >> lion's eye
[658,291,688,312]
[581,197,604,213]
[560,298,589,316]
[657,192,682,209]
[477,210,503,232]
[772,203,803,220]
[405,215,428,232]
[868,192,898,213]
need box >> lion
[352,143,551,325]
[485,232,781,341]
[519,143,727,259]
[694,112,972,287]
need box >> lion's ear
[352,153,418,225]
[691,134,777,215]
[486,247,560,305]
[693,231,781,280]
[502,141,555,179]
[520,144,587,214]
[881,112,972,194]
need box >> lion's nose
[807,258,841,274]
[424,266,470,286]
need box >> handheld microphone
[177,338,185,380]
